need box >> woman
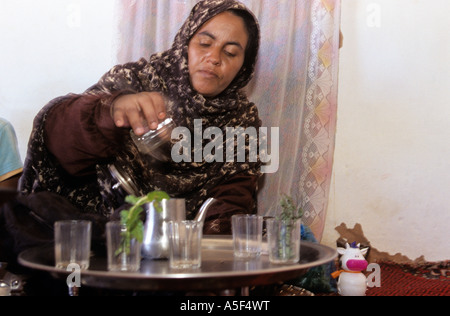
[20,0,261,234]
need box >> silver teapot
[141,198,216,259]
[141,199,185,259]
[104,161,217,260]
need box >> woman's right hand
[111,92,167,136]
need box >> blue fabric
[301,224,318,243]
[297,224,337,293]
[0,118,23,179]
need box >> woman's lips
[198,69,219,79]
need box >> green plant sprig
[278,194,303,221]
[117,191,170,255]
[275,194,304,260]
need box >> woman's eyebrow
[197,31,244,50]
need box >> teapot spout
[194,198,217,225]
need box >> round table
[18,236,337,293]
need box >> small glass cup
[168,221,203,270]
[130,118,175,162]
[266,218,302,265]
[54,221,92,270]
[232,215,263,259]
[106,222,142,272]
[0,281,10,297]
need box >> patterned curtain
[115,0,341,241]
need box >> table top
[18,236,337,292]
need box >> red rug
[366,261,449,296]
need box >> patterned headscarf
[21,0,262,219]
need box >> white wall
[0,0,117,159]
[323,0,450,262]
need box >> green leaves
[117,191,170,255]
[278,195,303,221]
[275,195,303,261]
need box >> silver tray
[18,236,337,292]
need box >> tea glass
[54,220,92,270]
[106,221,142,272]
[232,215,263,259]
[168,220,203,270]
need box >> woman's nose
[206,48,221,66]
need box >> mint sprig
[117,191,170,255]
[278,195,303,221]
[275,195,303,260]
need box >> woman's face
[188,11,249,98]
